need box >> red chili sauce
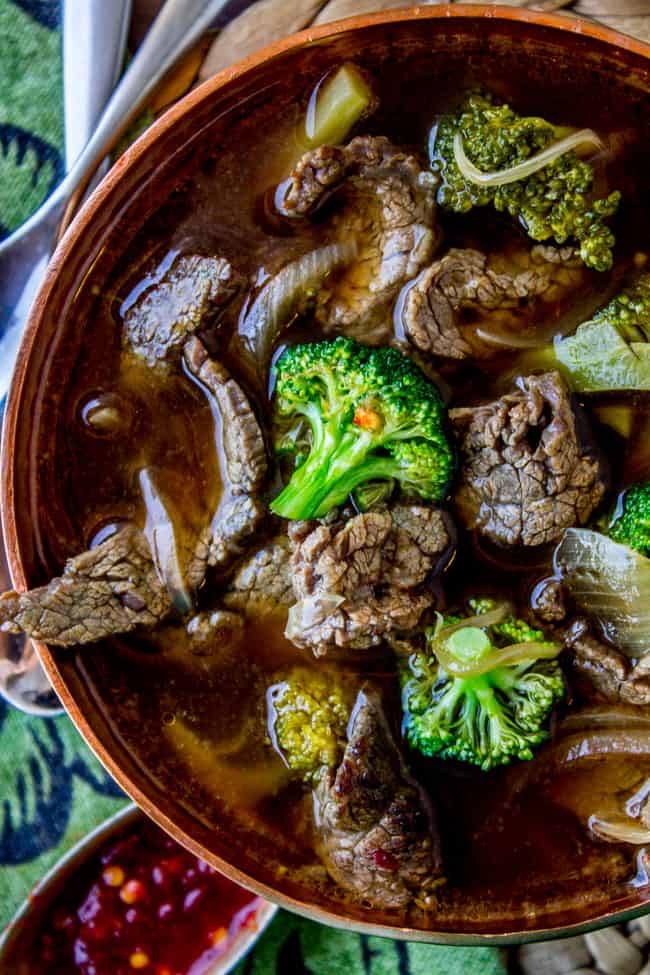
[34,820,260,975]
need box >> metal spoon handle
[60,0,231,229]
[13,0,230,248]
[64,0,133,169]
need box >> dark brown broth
[48,54,650,928]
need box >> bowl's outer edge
[3,3,650,945]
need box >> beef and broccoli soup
[5,29,650,931]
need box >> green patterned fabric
[0,2,508,971]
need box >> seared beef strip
[286,504,451,656]
[0,528,172,646]
[315,688,443,910]
[450,372,606,547]
[563,619,650,707]
[223,536,294,617]
[278,136,438,343]
[184,337,268,585]
[123,254,239,367]
[401,245,584,360]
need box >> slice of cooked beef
[401,245,584,359]
[0,527,172,646]
[277,136,438,343]
[286,503,452,656]
[223,536,294,617]
[314,688,443,910]
[563,618,650,706]
[184,338,268,585]
[450,371,606,547]
[123,254,239,367]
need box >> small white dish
[0,803,277,974]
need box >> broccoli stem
[271,420,397,519]
[303,64,372,148]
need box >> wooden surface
[131,0,650,52]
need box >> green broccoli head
[594,275,650,343]
[431,92,620,271]
[401,602,564,771]
[269,337,455,520]
[605,482,650,557]
[554,274,650,391]
[268,667,353,782]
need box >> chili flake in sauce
[35,821,260,974]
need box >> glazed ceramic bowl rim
[4,3,650,945]
[0,803,278,972]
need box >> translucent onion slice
[453,128,603,188]
[238,242,357,368]
[554,527,650,657]
[432,637,560,678]
[505,728,650,801]
[474,326,549,350]
[139,468,193,614]
[549,729,650,763]
[589,815,650,845]
[435,603,511,637]
[559,707,650,734]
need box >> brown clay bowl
[3,3,650,945]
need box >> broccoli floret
[431,92,620,271]
[352,478,396,512]
[401,604,564,771]
[268,668,353,782]
[269,337,455,520]
[604,482,650,557]
[467,596,546,644]
[555,275,650,391]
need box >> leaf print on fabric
[236,916,398,975]
[0,699,123,866]
[10,0,59,30]
[234,911,511,975]
[362,936,407,975]
[0,124,62,236]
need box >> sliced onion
[453,128,604,188]
[238,241,357,367]
[589,815,650,845]
[435,604,511,637]
[554,528,650,657]
[429,602,562,677]
[433,637,560,678]
[474,326,550,350]
[559,707,650,735]
[139,468,193,614]
[627,778,650,822]
[503,727,650,804]
[557,730,650,763]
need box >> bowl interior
[5,6,650,943]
